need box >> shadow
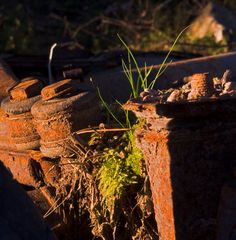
[0,161,56,240]
[167,114,235,239]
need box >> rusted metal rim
[1,95,41,114]
[124,96,236,118]
[31,91,96,119]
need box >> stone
[188,2,236,44]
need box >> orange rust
[0,107,12,149]
[6,112,40,150]
[29,150,45,160]
[10,78,43,101]
[0,149,43,187]
[188,73,214,99]
[135,120,236,240]
[41,79,78,101]
[136,129,175,240]
[39,158,61,185]
[1,76,42,150]
[33,111,72,142]
[32,85,101,157]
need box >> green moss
[98,147,139,206]
[97,125,143,208]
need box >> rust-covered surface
[38,158,61,185]
[10,77,43,101]
[6,112,40,150]
[1,78,43,150]
[187,73,214,100]
[0,108,12,149]
[0,58,18,101]
[125,99,236,240]
[41,79,78,101]
[0,149,44,187]
[31,80,100,158]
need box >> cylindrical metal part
[31,79,100,158]
[1,77,43,151]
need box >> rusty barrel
[124,97,236,240]
[1,77,43,151]
[31,79,100,158]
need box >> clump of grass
[97,88,143,207]
[97,131,143,209]
[97,147,139,206]
[118,26,189,98]
[96,27,188,211]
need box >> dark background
[0,0,235,55]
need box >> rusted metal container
[1,77,43,151]
[124,97,236,240]
[31,79,100,158]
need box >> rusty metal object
[0,149,44,187]
[0,108,12,149]
[125,96,236,119]
[10,76,44,101]
[41,79,78,101]
[0,148,62,188]
[187,73,214,100]
[0,58,18,101]
[125,99,236,240]
[38,158,61,185]
[6,112,41,151]
[63,67,83,80]
[31,80,100,158]
[1,78,43,150]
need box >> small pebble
[167,89,182,102]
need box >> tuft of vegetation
[96,27,186,212]
[97,86,144,209]
[118,26,188,98]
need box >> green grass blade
[143,65,154,89]
[148,60,172,89]
[115,100,131,129]
[118,34,143,95]
[149,26,189,89]
[97,88,125,128]
[121,59,136,97]
[127,51,138,98]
